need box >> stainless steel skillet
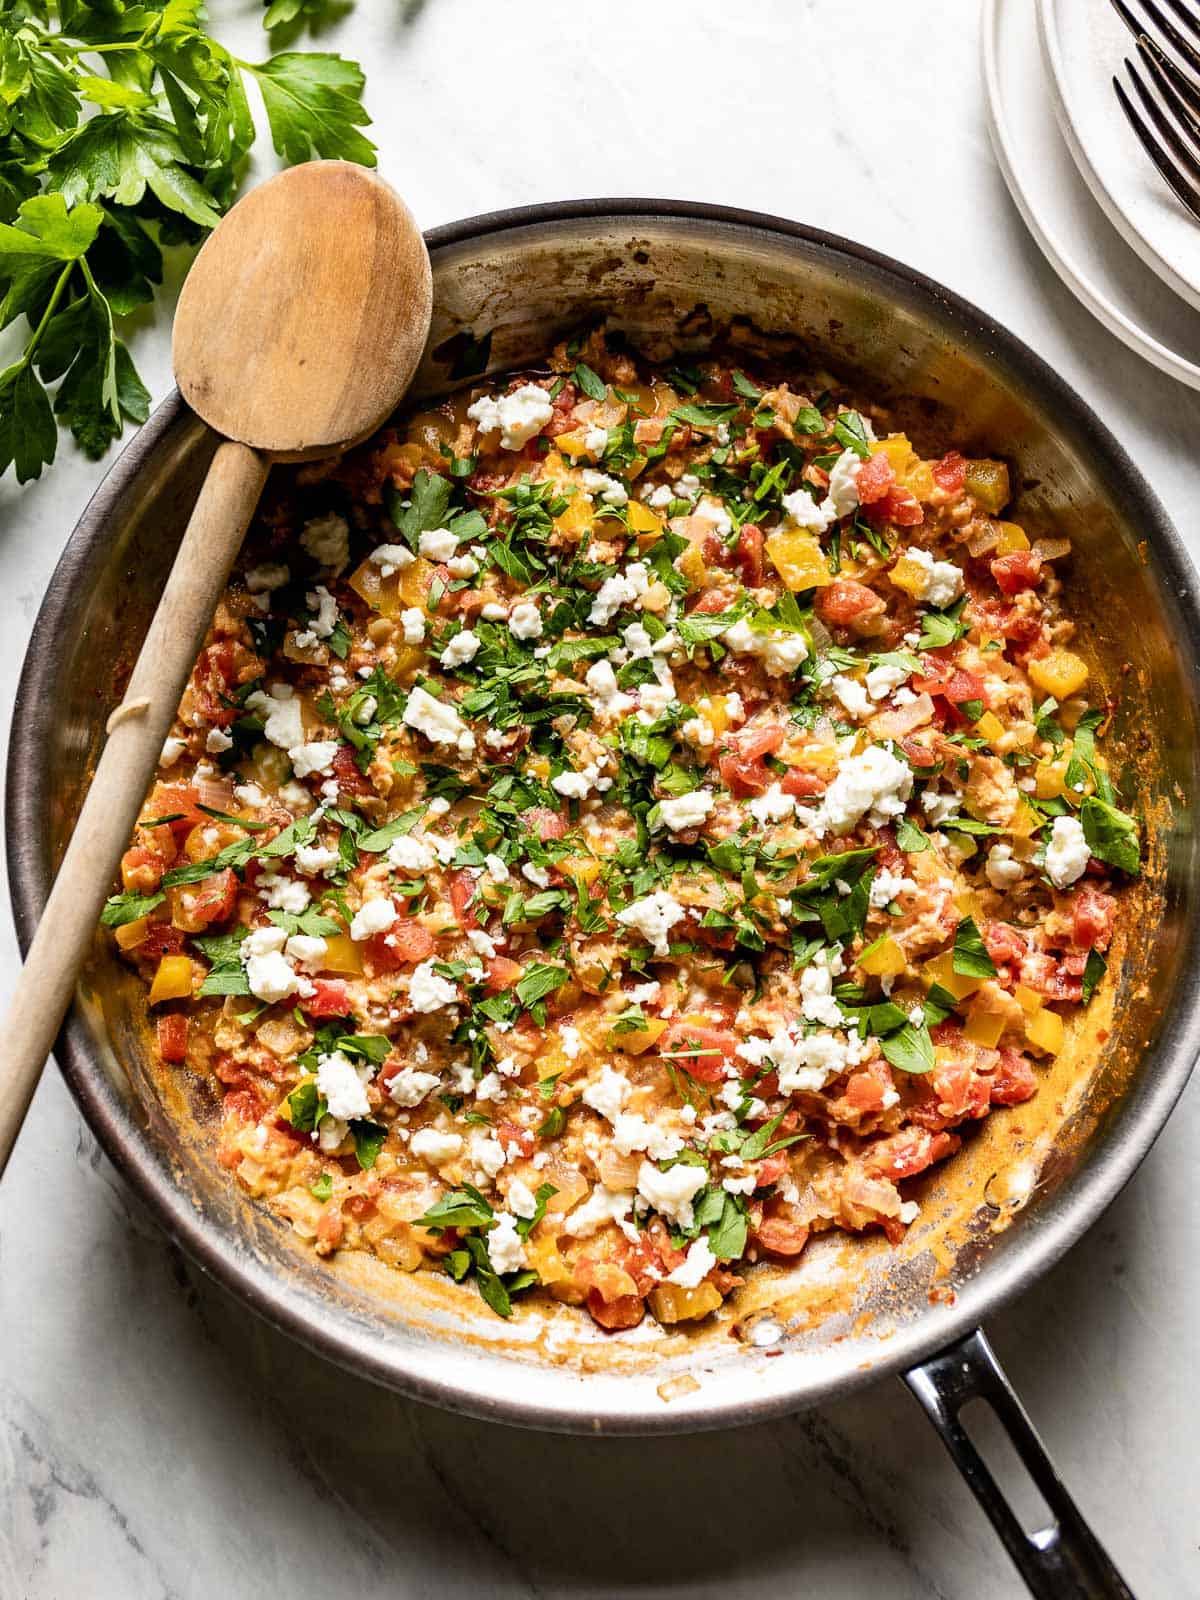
[9,201,1200,1598]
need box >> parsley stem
[18,261,74,374]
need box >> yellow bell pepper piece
[1028,649,1089,700]
[925,951,983,1002]
[347,553,432,618]
[1013,984,1044,1015]
[674,542,708,590]
[1035,757,1068,800]
[976,710,1005,745]
[554,496,593,538]
[993,520,1030,554]
[555,430,591,458]
[905,461,936,501]
[608,1017,668,1055]
[964,459,1011,514]
[765,528,832,591]
[858,934,907,978]
[525,1233,572,1286]
[1010,800,1044,839]
[649,1281,723,1324]
[869,435,917,476]
[149,954,193,1005]
[889,555,929,599]
[321,933,363,975]
[627,501,664,536]
[1025,1007,1065,1056]
[963,1002,1006,1049]
[115,917,150,952]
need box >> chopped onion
[871,691,935,739]
[809,614,833,656]
[966,523,999,558]
[1033,536,1071,561]
[599,1147,642,1191]
[196,775,236,813]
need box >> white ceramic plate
[984,0,1200,390]
[1040,0,1200,313]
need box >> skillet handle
[904,1329,1134,1599]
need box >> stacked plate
[985,0,1200,387]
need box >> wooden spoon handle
[0,439,269,1177]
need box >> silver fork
[1108,0,1200,222]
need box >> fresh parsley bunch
[0,0,376,481]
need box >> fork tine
[1113,72,1200,223]
[1141,27,1200,123]
[1158,0,1200,50]
[1127,51,1200,183]
[1111,0,1200,82]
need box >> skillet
[9,201,1200,1598]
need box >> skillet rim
[8,197,1200,1434]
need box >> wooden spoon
[0,159,432,1177]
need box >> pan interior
[14,209,1198,1431]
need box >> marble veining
[2,2,1198,1595]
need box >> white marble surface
[1,3,1197,1596]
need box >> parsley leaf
[952,917,998,980]
[1080,796,1140,875]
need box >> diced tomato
[657,1020,737,1084]
[969,598,1045,648]
[142,922,186,960]
[688,587,737,616]
[155,785,207,842]
[990,1048,1038,1106]
[364,916,436,974]
[303,979,352,1018]
[926,1058,991,1124]
[224,1088,264,1124]
[497,1121,535,1158]
[484,955,522,992]
[932,451,966,496]
[861,1126,958,1180]
[586,1290,645,1331]
[331,744,372,797]
[718,724,784,796]
[842,1058,896,1116]
[815,579,886,627]
[1019,952,1082,1003]
[944,668,987,710]
[863,485,924,527]
[735,523,764,586]
[930,1020,966,1051]
[1070,888,1115,950]
[855,451,895,505]
[780,767,826,798]
[450,870,479,930]
[753,1153,791,1189]
[185,868,238,928]
[752,1201,810,1257]
[984,921,1028,971]
[991,550,1042,596]
[121,846,165,893]
[194,642,237,727]
[156,1014,189,1064]
[524,807,567,841]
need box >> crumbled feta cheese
[241,926,305,1005]
[636,1160,707,1228]
[1045,814,1090,888]
[658,787,714,833]
[721,616,809,676]
[986,842,1025,890]
[921,788,962,825]
[589,561,650,625]
[408,958,458,1013]
[905,546,964,608]
[285,934,327,970]
[388,1067,441,1107]
[584,424,608,454]
[830,674,872,720]
[246,683,304,752]
[615,889,685,957]
[738,1022,865,1094]
[300,513,349,573]
[582,1064,630,1123]
[820,744,913,831]
[667,1235,716,1288]
[866,660,911,701]
[290,740,339,779]
[440,629,480,668]
[559,1024,583,1060]
[368,543,414,578]
[749,783,796,825]
[350,896,397,941]
[584,659,634,719]
[580,468,628,507]
[487,1213,527,1274]
[388,834,436,872]
[303,585,338,641]
[551,766,597,800]
[258,873,311,915]
[870,866,917,908]
[506,1178,538,1219]
[826,448,864,518]
[799,955,845,1028]
[467,384,554,451]
[782,486,835,534]
[418,527,458,561]
[447,553,480,579]
[469,1132,507,1180]
[316,1050,371,1120]
[403,685,475,758]
[562,1185,634,1239]
[508,600,543,640]
[294,842,340,876]
[246,562,290,593]
[410,1128,463,1165]
[205,726,233,754]
[611,1113,684,1161]
[400,607,426,644]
